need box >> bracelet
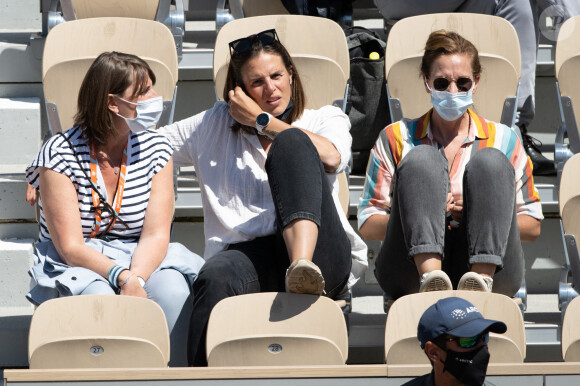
[120,273,135,288]
[107,265,127,289]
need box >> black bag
[344,26,391,174]
[280,0,353,25]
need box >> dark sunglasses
[229,29,279,55]
[444,333,489,349]
[432,77,473,92]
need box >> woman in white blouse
[160,29,367,366]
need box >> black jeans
[188,129,352,366]
[375,145,524,299]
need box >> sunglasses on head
[432,77,473,92]
[229,29,279,55]
[444,333,489,349]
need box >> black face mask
[277,98,294,122]
[442,344,490,386]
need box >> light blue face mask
[426,81,474,121]
[115,95,163,134]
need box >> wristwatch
[137,276,146,287]
[255,112,272,134]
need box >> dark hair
[74,51,156,147]
[223,35,305,133]
[420,30,482,80]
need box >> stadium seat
[384,291,526,364]
[44,0,184,59]
[384,13,521,129]
[28,295,170,368]
[42,17,178,135]
[554,15,580,177]
[561,295,580,361]
[205,292,348,366]
[557,153,580,313]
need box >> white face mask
[115,95,163,133]
[426,80,474,121]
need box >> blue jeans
[374,145,524,299]
[188,129,352,366]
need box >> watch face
[257,113,270,127]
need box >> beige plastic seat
[45,0,184,58]
[42,17,178,135]
[385,13,521,127]
[557,153,580,312]
[28,295,170,369]
[214,15,351,215]
[206,292,348,366]
[384,291,526,365]
[561,295,580,361]
[554,15,580,176]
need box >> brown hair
[420,30,482,80]
[223,34,305,133]
[74,51,156,147]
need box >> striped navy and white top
[26,126,173,243]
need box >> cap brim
[447,318,507,338]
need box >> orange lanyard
[88,143,128,238]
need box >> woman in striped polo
[358,30,543,300]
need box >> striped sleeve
[26,127,83,189]
[132,131,173,175]
[496,124,543,220]
[357,126,397,229]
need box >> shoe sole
[286,266,325,295]
[420,277,451,292]
[458,278,489,292]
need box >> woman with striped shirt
[358,30,543,300]
[25,52,204,366]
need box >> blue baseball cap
[417,297,507,348]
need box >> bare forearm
[518,214,541,242]
[129,234,170,280]
[359,214,390,241]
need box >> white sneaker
[458,272,493,292]
[419,270,452,292]
[285,259,325,295]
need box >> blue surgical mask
[115,96,163,134]
[426,81,474,121]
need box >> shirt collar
[416,108,489,143]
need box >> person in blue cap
[403,297,507,386]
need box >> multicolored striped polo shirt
[357,108,543,229]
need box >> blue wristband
[107,265,127,289]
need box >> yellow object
[369,52,380,60]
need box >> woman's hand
[26,183,38,206]
[450,198,463,223]
[228,86,263,127]
[446,193,463,227]
[119,272,147,298]
[446,193,454,213]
